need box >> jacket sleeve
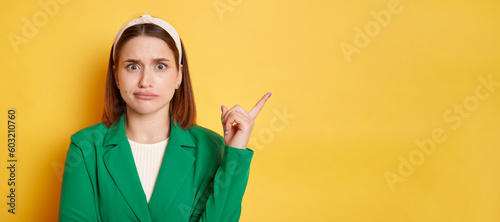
[189,145,254,222]
[59,140,100,222]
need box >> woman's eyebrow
[123,59,141,63]
[153,58,170,62]
[122,58,171,64]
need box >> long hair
[101,23,196,130]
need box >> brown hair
[101,23,196,130]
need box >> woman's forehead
[119,36,174,61]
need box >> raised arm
[190,92,270,221]
[189,144,254,222]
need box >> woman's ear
[176,64,183,89]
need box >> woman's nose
[138,69,152,88]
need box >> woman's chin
[127,105,169,116]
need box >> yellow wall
[2,0,500,221]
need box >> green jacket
[59,113,254,221]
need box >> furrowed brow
[153,58,170,63]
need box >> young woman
[58,14,271,221]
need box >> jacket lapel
[148,116,196,220]
[102,112,196,222]
[102,113,152,222]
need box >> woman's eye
[127,64,139,70]
[156,64,166,70]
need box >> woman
[58,14,270,221]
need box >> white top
[128,138,169,203]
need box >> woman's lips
[134,92,159,100]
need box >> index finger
[249,92,272,119]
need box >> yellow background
[2,0,500,221]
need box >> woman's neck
[124,108,171,144]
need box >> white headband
[112,14,182,65]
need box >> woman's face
[113,36,182,116]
